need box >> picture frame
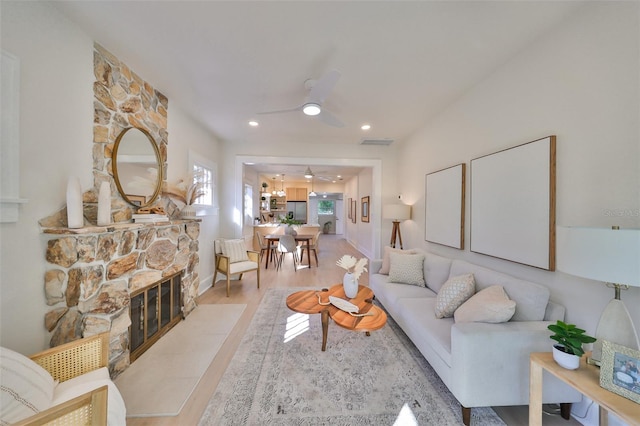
[128,195,146,207]
[600,340,640,403]
[470,136,556,270]
[361,196,369,223]
[351,199,356,223]
[425,163,465,249]
[348,198,353,219]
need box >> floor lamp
[556,226,640,366]
[383,204,411,249]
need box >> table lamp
[383,204,411,249]
[556,226,640,366]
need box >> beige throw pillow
[454,285,516,323]
[222,239,249,263]
[434,273,475,319]
[388,252,426,286]
[379,246,417,275]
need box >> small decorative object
[66,176,83,228]
[336,255,368,299]
[181,204,196,219]
[548,320,596,370]
[164,170,206,211]
[97,181,111,226]
[599,340,640,403]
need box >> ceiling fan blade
[308,70,341,104]
[256,105,302,115]
[317,108,344,128]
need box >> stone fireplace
[37,43,200,376]
[40,221,200,375]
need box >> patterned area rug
[199,288,505,425]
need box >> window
[192,163,213,206]
[188,150,216,211]
[318,200,335,215]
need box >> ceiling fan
[257,70,344,128]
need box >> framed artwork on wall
[470,135,556,270]
[351,199,357,223]
[425,163,466,249]
[348,198,353,219]
[361,196,370,223]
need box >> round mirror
[112,127,162,208]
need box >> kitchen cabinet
[286,187,308,201]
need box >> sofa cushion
[379,246,417,275]
[395,297,454,367]
[53,367,126,426]
[449,260,549,321]
[388,252,425,286]
[435,273,475,319]
[423,252,453,293]
[0,346,56,424]
[221,239,249,263]
[454,285,516,323]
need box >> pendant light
[309,176,317,197]
[271,177,277,195]
[277,174,286,197]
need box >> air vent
[360,138,393,146]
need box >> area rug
[199,288,505,425]
[115,303,246,417]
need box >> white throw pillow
[0,346,56,424]
[434,273,475,319]
[222,239,249,263]
[454,285,516,323]
[379,246,417,275]
[388,252,426,286]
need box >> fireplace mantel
[41,218,199,235]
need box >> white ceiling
[52,0,582,180]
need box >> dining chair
[255,231,274,265]
[276,234,299,272]
[302,231,321,266]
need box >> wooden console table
[529,352,639,426]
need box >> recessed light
[361,124,371,130]
[249,121,259,127]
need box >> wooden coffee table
[286,284,387,351]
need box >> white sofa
[369,249,581,425]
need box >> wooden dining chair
[255,231,274,264]
[301,231,321,266]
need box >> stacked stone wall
[43,221,200,376]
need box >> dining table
[263,233,315,269]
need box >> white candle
[97,181,111,226]
[66,176,83,228]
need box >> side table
[529,352,639,426]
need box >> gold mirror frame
[112,127,162,208]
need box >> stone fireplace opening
[129,271,182,362]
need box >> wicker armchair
[14,332,111,426]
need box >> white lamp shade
[383,204,411,221]
[556,226,640,287]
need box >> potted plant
[547,320,596,370]
[279,216,301,235]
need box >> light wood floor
[127,235,579,426]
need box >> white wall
[398,5,639,421]
[0,1,222,353]
[399,0,639,333]
[167,106,222,293]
